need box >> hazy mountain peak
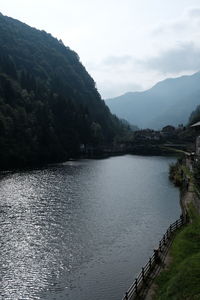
[106,71,200,129]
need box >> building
[191,121,200,155]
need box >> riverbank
[0,155,180,300]
[145,157,200,299]
[150,206,200,299]
[0,147,181,173]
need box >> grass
[169,159,192,187]
[154,206,200,300]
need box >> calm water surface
[0,155,180,300]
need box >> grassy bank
[169,157,192,187]
[154,206,200,299]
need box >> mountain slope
[106,72,200,129]
[0,13,127,169]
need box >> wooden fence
[122,214,188,300]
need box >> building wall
[196,136,200,155]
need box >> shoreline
[0,150,180,173]
[144,184,193,299]
[144,157,199,299]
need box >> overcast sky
[1,0,200,98]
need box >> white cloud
[151,6,200,45]
[97,80,142,99]
[143,42,200,73]
[102,55,133,66]
[2,0,200,97]
[187,7,200,18]
[93,5,200,97]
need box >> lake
[0,155,180,300]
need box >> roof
[191,121,200,127]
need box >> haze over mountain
[0,13,128,169]
[106,72,200,129]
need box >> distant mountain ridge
[106,72,200,129]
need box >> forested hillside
[0,13,127,169]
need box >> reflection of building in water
[191,121,200,155]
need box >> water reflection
[0,156,180,300]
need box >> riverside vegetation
[154,205,200,299]
[153,158,200,299]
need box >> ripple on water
[0,156,180,300]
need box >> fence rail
[122,214,188,300]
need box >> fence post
[181,214,184,225]
[135,278,138,295]
[176,220,178,229]
[142,267,145,282]
[154,249,160,264]
[125,292,128,299]
[159,241,162,252]
[149,257,152,269]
